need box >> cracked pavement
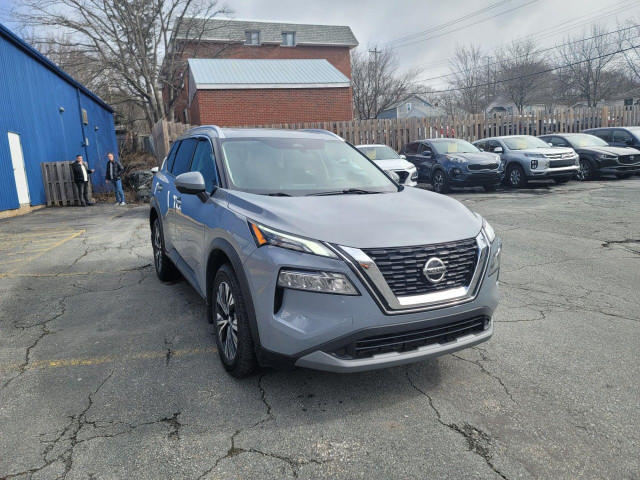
[1,178,639,479]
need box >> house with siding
[377,95,445,120]
[167,18,358,126]
[0,23,117,217]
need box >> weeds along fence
[152,105,640,162]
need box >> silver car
[474,135,579,188]
[356,144,418,186]
[150,127,500,377]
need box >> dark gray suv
[150,127,501,376]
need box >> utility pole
[369,46,379,119]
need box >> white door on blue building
[7,132,30,205]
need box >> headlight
[524,153,545,158]
[446,155,467,163]
[482,218,496,243]
[249,222,337,258]
[278,269,358,295]
[598,154,617,160]
[488,238,501,277]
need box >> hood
[225,188,482,249]
[515,147,574,155]
[373,159,415,170]
[446,152,500,164]
[575,145,640,156]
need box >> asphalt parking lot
[1,179,639,480]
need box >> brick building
[169,18,358,126]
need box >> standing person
[105,152,126,206]
[71,155,94,207]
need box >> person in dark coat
[105,152,126,205]
[71,155,94,206]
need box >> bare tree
[351,48,422,119]
[496,39,547,114]
[555,25,621,107]
[616,19,640,89]
[447,44,488,114]
[13,0,231,132]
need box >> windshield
[431,139,480,154]
[503,136,551,150]
[357,145,400,160]
[220,137,397,196]
[566,134,608,148]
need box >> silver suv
[150,127,501,377]
[474,135,579,188]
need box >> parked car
[539,133,640,180]
[583,127,640,150]
[399,138,504,193]
[474,135,579,188]
[150,127,501,376]
[356,144,418,186]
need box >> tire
[152,217,179,282]
[212,264,258,377]
[575,158,594,181]
[553,176,572,184]
[616,173,633,179]
[483,185,498,192]
[506,164,527,188]
[431,170,450,194]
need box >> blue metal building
[0,22,118,214]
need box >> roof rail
[300,129,344,141]
[185,125,225,138]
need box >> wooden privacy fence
[41,162,93,207]
[152,105,640,161]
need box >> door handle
[157,184,163,191]
[175,197,182,208]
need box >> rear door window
[590,129,611,142]
[550,136,569,147]
[170,138,198,176]
[419,143,433,155]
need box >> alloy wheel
[433,172,444,192]
[216,281,238,361]
[576,160,590,181]
[153,223,162,271]
[509,168,521,186]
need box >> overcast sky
[1,0,636,90]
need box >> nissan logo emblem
[423,257,447,284]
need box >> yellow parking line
[0,347,218,372]
[5,230,85,274]
[4,248,50,257]
[0,266,152,279]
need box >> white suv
[357,144,418,186]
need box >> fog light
[452,168,462,176]
[277,270,359,295]
[531,160,538,169]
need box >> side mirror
[399,154,406,159]
[151,166,159,174]
[494,147,503,153]
[548,142,553,147]
[175,171,206,195]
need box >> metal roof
[177,17,358,47]
[0,22,113,112]
[188,58,350,91]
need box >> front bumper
[528,165,579,178]
[449,171,503,186]
[244,236,500,372]
[598,164,640,175]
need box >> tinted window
[166,141,181,172]
[170,138,198,176]
[419,143,432,155]
[590,129,611,142]
[404,142,418,154]
[190,139,218,193]
[475,141,485,151]
[549,137,569,147]
[612,129,634,145]
[485,140,502,152]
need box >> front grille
[363,238,478,297]
[618,155,640,165]
[394,170,410,183]
[545,152,575,160]
[468,163,499,171]
[549,159,575,168]
[337,316,489,359]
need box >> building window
[406,103,412,113]
[282,32,296,46]
[245,30,260,45]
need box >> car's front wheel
[575,158,594,181]
[212,264,258,377]
[506,164,527,188]
[431,170,450,193]
[152,218,179,282]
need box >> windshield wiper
[307,188,382,196]
[263,192,291,197]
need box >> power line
[376,0,513,48]
[417,23,638,84]
[398,0,635,70]
[420,44,637,95]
